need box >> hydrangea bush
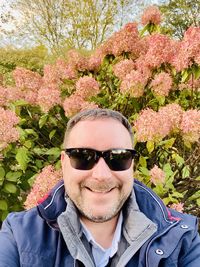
[0,6,199,224]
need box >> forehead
[65,118,132,149]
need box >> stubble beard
[74,189,130,223]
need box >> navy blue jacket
[0,180,200,266]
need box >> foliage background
[0,2,199,228]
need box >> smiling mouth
[84,187,116,193]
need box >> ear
[61,151,66,167]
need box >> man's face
[61,118,134,223]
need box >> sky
[0,0,168,48]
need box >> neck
[81,215,119,249]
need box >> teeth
[88,188,112,193]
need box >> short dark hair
[63,108,133,146]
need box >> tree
[4,0,157,53]
[159,0,200,39]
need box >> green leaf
[1,210,9,221]
[146,141,154,154]
[0,167,5,180]
[184,140,192,149]
[153,184,165,197]
[162,197,171,205]
[139,156,147,168]
[139,167,149,176]
[192,65,200,79]
[172,153,184,166]
[16,147,30,171]
[0,200,8,211]
[182,165,190,178]
[171,191,183,198]
[181,69,190,83]
[45,147,61,157]
[0,167,5,185]
[39,114,48,128]
[159,138,175,149]
[6,171,22,182]
[49,129,56,140]
[55,160,61,170]
[163,163,173,178]
[24,140,33,149]
[33,147,47,155]
[3,183,17,194]
[156,95,165,105]
[25,129,38,138]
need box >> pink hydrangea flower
[87,48,104,71]
[24,165,62,210]
[150,72,173,96]
[180,109,200,143]
[101,22,141,57]
[13,67,42,91]
[63,94,85,117]
[172,27,200,71]
[178,77,200,92]
[37,86,61,113]
[158,104,184,133]
[134,108,171,142]
[43,64,61,85]
[67,49,88,71]
[75,76,100,100]
[0,107,19,148]
[141,5,162,25]
[120,70,148,98]
[23,90,38,106]
[150,165,165,185]
[140,34,178,69]
[169,203,184,213]
[113,59,135,80]
[63,94,98,117]
[55,59,77,80]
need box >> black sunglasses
[64,148,136,171]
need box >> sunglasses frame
[64,148,137,171]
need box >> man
[0,108,200,267]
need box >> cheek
[117,169,134,188]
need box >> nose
[92,157,112,180]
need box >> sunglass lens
[107,150,133,171]
[69,149,96,170]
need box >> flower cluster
[150,165,165,185]
[24,165,62,210]
[138,34,177,69]
[113,59,135,80]
[43,64,61,86]
[172,27,200,71]
[75,76,100,100]
[0,107,19,148]
[120,70,147,97]
[141,5,162,26]
[180,109,200,143]
[134,108,170,142]
[159,104,184,133]
[63,94,98,117]
[169,203,184,213]
[37,86,61,113]
[67,49,88,71]
[150,72,173,96]
[134,104,199,143]
[101,22,141,57]
[56,59,77,80]
[13,67,42,91]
